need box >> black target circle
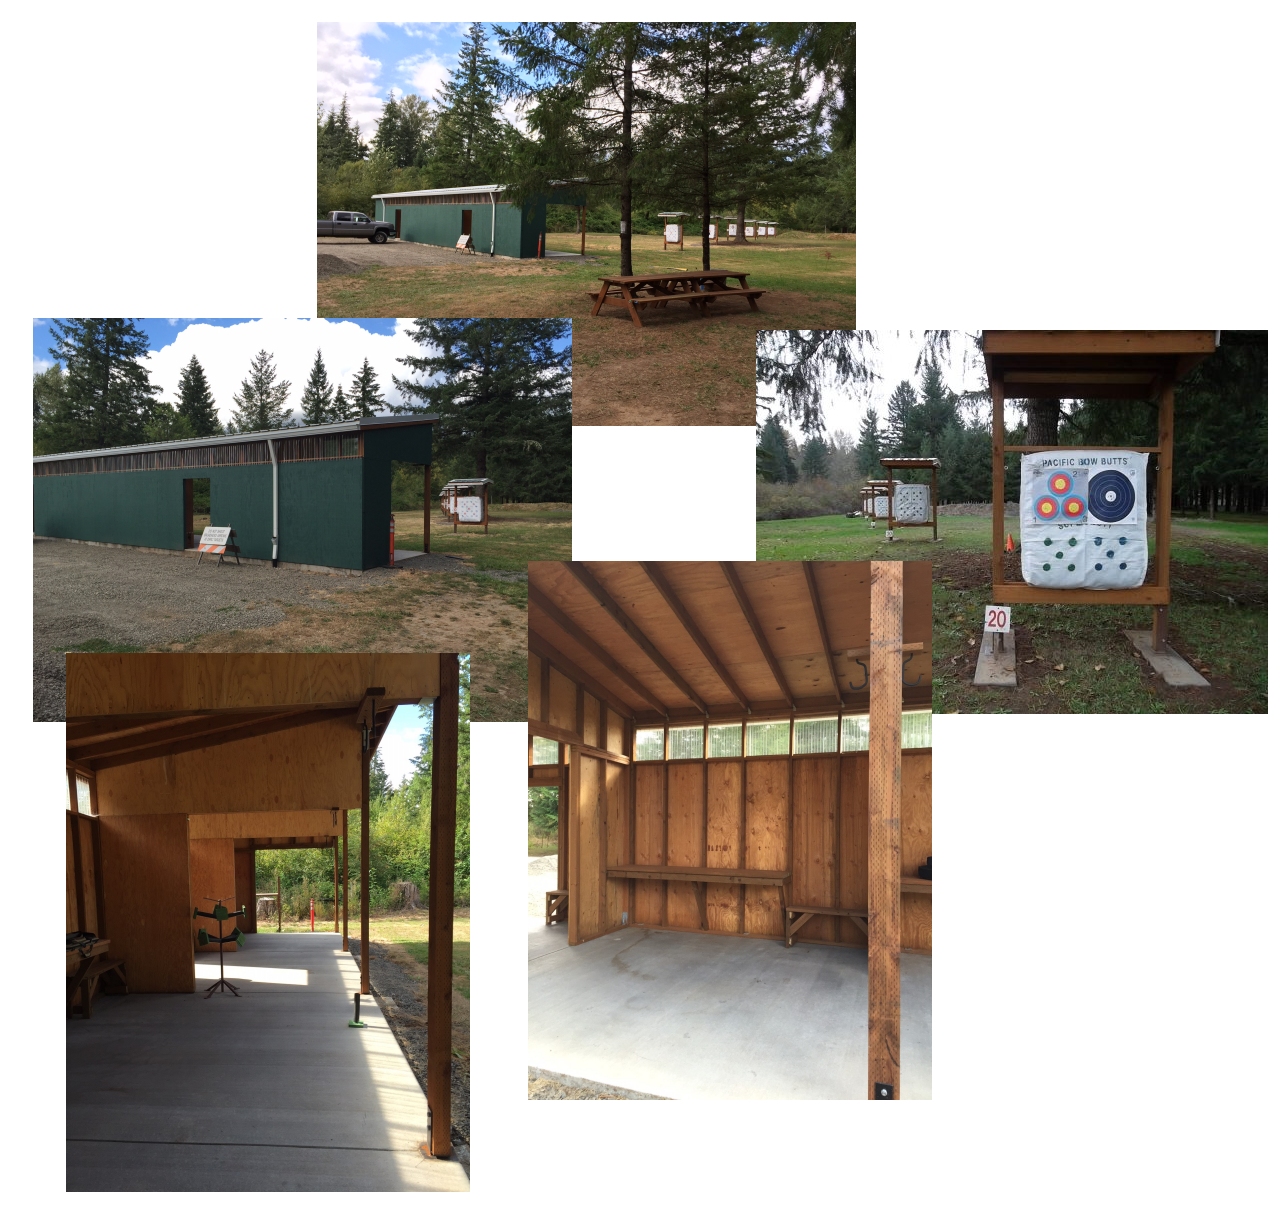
[1088,470,1136,522]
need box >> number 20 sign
[984,605,1012,634]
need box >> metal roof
[371,184,504,200]
[33,414,438,465]
[440,478,493,489]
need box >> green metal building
[371,182,585,258]
[33,416,436,572]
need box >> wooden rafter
[528,630,640,724]
[529,586,657,717]
[719,562,794,709]
[803,562,843,707]
[640,563,751,713]
[564,562,708,716]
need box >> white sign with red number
[983,605,1012,635]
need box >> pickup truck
[317,211,395,243]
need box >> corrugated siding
[33,433,361,477]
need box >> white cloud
[145,318,436,427]
[378,705,427,787]
[317,22,387,141]
[33,356,54,374]
[398,52,450,103]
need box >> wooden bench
[787,880,932,945]
[545,889,568,926]
[67,940,128,1018]
[607,865,790,931]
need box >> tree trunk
[1025,398,1060,445]
[700,44,711,273]
[733,199,747,245]
[619,47,635,277]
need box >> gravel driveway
[318,237,503,278]
[34,538,476,720]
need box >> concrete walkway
[529,923,931,1100]
[67,932,468,1191]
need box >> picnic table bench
[589,270,765,328]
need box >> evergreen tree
[348,357,385,417]
[769,22,856,151]
[230,350,292,432]
[394,319,571,501]
[299,350,335,425]
[175,354,220,436]
[332,383,355,421]
[882,380,916,453]
[33,363,67,431]
[854,406,882,477]
[756,414,798,483]
[904,360,960,456]
[799,433,829,479]
[317,96,367,168]
[373,93,433,168]
[35,319,158,454]
[501,22,666,276]
[369,750,390,799]
[142,401,195,443]
[429,24,516,185]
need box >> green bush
[756,478,858,520]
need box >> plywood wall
[98,814,194,992]
[190,838,238,949]
[568,750,628,943]
[66,812,101,935]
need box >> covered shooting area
[985,329,1218,682]
[527,561,932,1099]
[65,653,464,1189]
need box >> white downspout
[268,437,279,566]
[489,190,496,257]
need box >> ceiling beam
[528,629,640,724]
[641,563,752,713]
[803,562,844,708]
[719,562,794,710]
[529,585,662,718]
[563,563,708,716]
[67,712,284,761]
[81,706,359,772]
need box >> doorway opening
[461,209,473,241]
[394,208,401,238]
[182,477,211,548]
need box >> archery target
[1021,452,1147,589]
[893,483,931,524]
[456,496,484,523]
[873,496,889,518]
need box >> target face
[1088,470,1137,522]
[1048,472,1073,496]
[1034,496,1060,521]
[1061,495,1086,520]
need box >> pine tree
[854,407,882,477]
[33,363,67,430]
[332,383,355,421]
[369,750,390,799]
[429,23,515,184]
[394,319,571,501]
[906,360,961,456]
[769,23,856,151]
[883,380,916,453]
[142,401,195,443]
[300,350,335,425]
[757,414,798,483]
[230,350,292,432]
[348,358,385,417]
[317,96,368,167]
[373,93,433,168]
[175,354,220,436]
[35,319,158,454]
[800,433,829,479]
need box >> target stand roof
[982,331,1217,399]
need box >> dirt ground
[527,1069,667,1100]
[34,537,527,721]
[318,236,497,277]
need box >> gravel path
[318,237,506,276]
[350,937,470,1152]
[528,1068,667,1100]
[33,538,480,720]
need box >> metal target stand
[194,895,247,997]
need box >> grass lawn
[319,231,854,427]
[392,503,571,572]
[758,511,1268,713]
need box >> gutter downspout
[489,190,496,258]
[268,437,279,566]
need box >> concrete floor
[67,932,468,1191]
[529,913,932,1100]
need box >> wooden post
[360,727,371,997]
[424,463,431,556]
[931,464,939,541]
[277,873,281,932]
[580,205,586,257]
[341,812,349,951]
[1152,377,1175,651]
[991,378,1006,589]
[427,653,460,1159]
[868,560,903,1100]
[332,834,339,933]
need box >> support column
[991,378,1006,588]
[360,725,371,997]
[868,560,903,1100]
[427,653,460,1158]
[424,463,431,556]
[1153,376,1175,651]
[341,811,349,952]
[332,834,339,933]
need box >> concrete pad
[67,932,468,1192]
[1124,630,1212,686]
[529,926,931,1100]
[973,630,1017,686]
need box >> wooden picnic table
[589,270,766,329]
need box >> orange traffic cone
[1004,533,1014,553]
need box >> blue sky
[35,317,567,430]
[317,23,525,146]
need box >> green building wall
[375,198,547,258]
[33,422,432,572]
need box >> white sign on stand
[983,605,1012,635]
